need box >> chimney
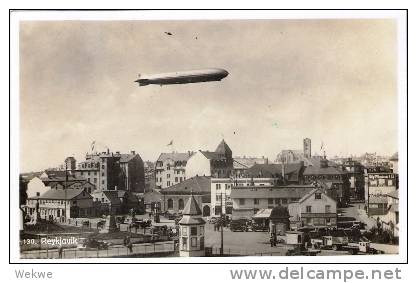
[116,151,120,154]
[131,150,135,155]
[107,148,110,154]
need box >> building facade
[342,158,365,200]
[160,176,211,216]
[185,140,233,179]
[288,187,337,229]
[230,184,316,219]
[25,188,94,222]
[211,177,276,217]
[155,152,193,189]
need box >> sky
[19,19,398,172]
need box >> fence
[20,241,176,259]
[208,246,288,257]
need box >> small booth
[269,206,290,236]
[178,195,206,257]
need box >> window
[175,177,178,182]
[167,181,171,187]
[395,212,399,224]
[282,199,288,204]
[275,198,280,205]
[239,199,245,205]
[268,198,273,205]
[325,205,331,213]
[167,199,173,209]
[102,180,105,184]
[216,184,221,190]
[182,237,187,249]
[315,193,322,199]
[200,237,204,250]
[178,199,184,210]
[306,206,312,213]
[191,227,197,236]
[191,237,197,247]
[254,198,259,205]
[216,194,222,202]
[102,165,105,169]
[167,174,170,178]
[182,227,187,236]
[102,172,104,176]
[200,226,204,235]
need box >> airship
[134,68,229,86]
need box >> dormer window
[315,193,322,199]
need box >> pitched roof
[118,154,137,163]
[303,164,345,176]
[233,157,268,169]
[245,163,303,180]
[157,152,193,162]
[182,195,202,215]
[386,190,399,199]
[369,195,388,204]
[200,150,226,160]
[38,189,91,200]
[144,190,163,203]
[215,139,232,154]
[160,176,211,195]
[230,185,315,199]
[101,191,122,204]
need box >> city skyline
[20,19,398,172]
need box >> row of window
[37,199,69,205]
[167,198,184,210]
[305,205,332,213]
[79,162,99,169]
[238,198,299,205]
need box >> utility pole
[64,162,68,223]
[220,192,224,256]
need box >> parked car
[251,222,269,232]
[229,219,249,232]
[77,238,109,250]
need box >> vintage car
[229,219,249,232]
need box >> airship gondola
[135,68,229,86]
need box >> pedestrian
[270,233,274,247]
[58,246,63,258]
[128,243,133,253]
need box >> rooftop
[157,152,193,163]
[230,185,315,199]
[38,189,91,200]
[160,176,211,195]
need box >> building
[75,150,145,192]
[288,187,337,229]
[275,150,304,164]
[178,195,206,257]
[185,140,233,179]
[211,177,276,217]
[364,168,398,211]
[302,157,349,204]
[48,180,96,194]
[275,137,311,163]
[245,162,304,184]
[303,138,312,158]
[64,156,77,171]
[25,188,94,222]
[389,152,398,174]
[232,156,268,177]
[230,184,316,219]
[155,152,193,189]
[116,151,145,193]
[92,190,141,215]
[144,161,155,191]
[160,176,211,216]
[342,158,365,200]
[74,155,100,190]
